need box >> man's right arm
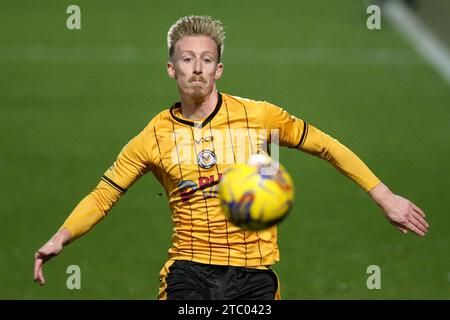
[33,180,123,285]
[34,125,154,285]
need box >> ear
[215,63,224,80]
[167,61,176,79]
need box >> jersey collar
[170,92,222,128]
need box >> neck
[179,86,218,120]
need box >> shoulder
[128,109,172,163]
[141,109,173,134]
[126,109,173,151]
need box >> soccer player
[33,15,428,299]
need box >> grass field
[0,0,449,299]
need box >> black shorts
[158,260,280,300]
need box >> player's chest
[155,124,268,177]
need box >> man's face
[167,36,223,100]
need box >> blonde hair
[167,15,225,62]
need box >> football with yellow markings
[219,154,295,231]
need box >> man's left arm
[263,102,429,236]
[300,123,428,236]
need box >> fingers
[405,221,426,237]
[411,211,429,231]
[392,210,428,237]
[396,216,427,237]
[33,256,45,285]
[33,257,41,281]
[395,225,408,234]
[399,213,427,237]
[409,219,427,235]
[407,202,428,236]
[411,203,425,217]
[38,266,45,285]
[389,218,407,234]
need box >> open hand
[381,194,428,236]
[369,183,429,236]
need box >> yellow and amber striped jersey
[62,92,380,268]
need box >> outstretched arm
[300,124,429,236]
[301,124,429,236]
[369,182,428,236]
[33,182,121,285]
[33,126,153,285]
[261,103,429,236]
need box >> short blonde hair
[167,15,225,62]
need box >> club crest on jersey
[197,149,217,169]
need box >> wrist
[52,228,72,246]
[368,182,393,207]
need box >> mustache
[189,77,207,83]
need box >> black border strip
[295,120,309,149]
[101,175,127,193]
